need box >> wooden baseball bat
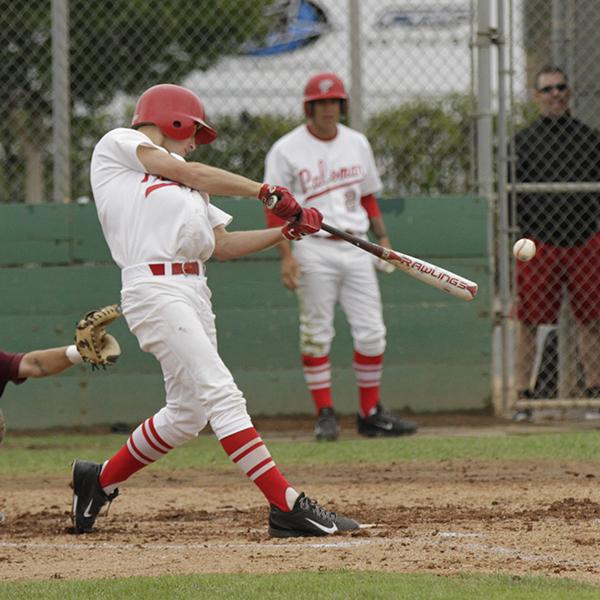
[320,223,478,302]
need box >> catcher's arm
[18,347,74,377]
[75,304,123,368]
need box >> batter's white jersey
[264,124,382,235]
[90,128,232,268]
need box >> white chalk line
[0,538,384,551]
[0,532,598,571]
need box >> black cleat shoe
[357,404,417,437]
[71,459,118,533]
[512,408,533,423]
[268,492,359,538]
[314,407,339,441]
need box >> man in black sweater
[512,66,600,417]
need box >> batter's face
[163,134,196,157]
[534,72,571,118]
[309,99,341,137]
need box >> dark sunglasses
[538,83,568,94]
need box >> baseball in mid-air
[513,238,536,262]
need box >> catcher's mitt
[75,304,122,368]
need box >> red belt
[148,262,201,276]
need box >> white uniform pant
[293,237,387,357]
[121,270,252,448]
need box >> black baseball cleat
[70,459,118,533]
[314,407,339,441]
[269,492,359,538]
[357,404,417,437]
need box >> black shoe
[70,459,118,533]
[314,407,339,441]
[512,408,533,422]
[513,389,534,422]
[357,404,417,437]
[268,492,359,538]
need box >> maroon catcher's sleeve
[0,351,26,398]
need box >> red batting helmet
[132,84,217,145]
[303,72,348,115]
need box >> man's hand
[282,208,323,240]
[281,255,301,290]
[373,257,396,274]
[258,184,301,221]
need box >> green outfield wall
[0,197,490,429]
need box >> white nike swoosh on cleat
[305,518,338,534]
[83,499,94,518]
[379,422,393,430]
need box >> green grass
[2,433,599,596]
[0,572,598,600]
[1,430,599,476]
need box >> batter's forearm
[183,163,263,198]
[212,228,285,260]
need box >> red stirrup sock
[99,415,174,494]
[220,427,298,511]
[353,351,384,418]
[302,354,333,412]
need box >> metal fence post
[476,0,499,413]
[348,0,364,132]
[51,0,71,204]
[496,0,513,417]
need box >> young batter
[71,83,358,538]
[264,72,418,441]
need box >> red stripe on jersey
[145,182,180,197]
[304,179,365,202]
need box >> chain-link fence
[496,0,600,419]
[2,0,477,205]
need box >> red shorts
[516,232,600,325]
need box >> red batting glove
[282,208,323,240]
[258,183,302,222]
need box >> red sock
[302,354,333,412]
[220,427,296,512]
[353,351,383,417]
[99,416,174,492]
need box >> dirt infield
[1,416,599,583]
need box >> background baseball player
[71,83,358,538]
[264,72,418,441]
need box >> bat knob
[265,195,279,210]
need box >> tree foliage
[367,94,473,195]
[0,0,272,202]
